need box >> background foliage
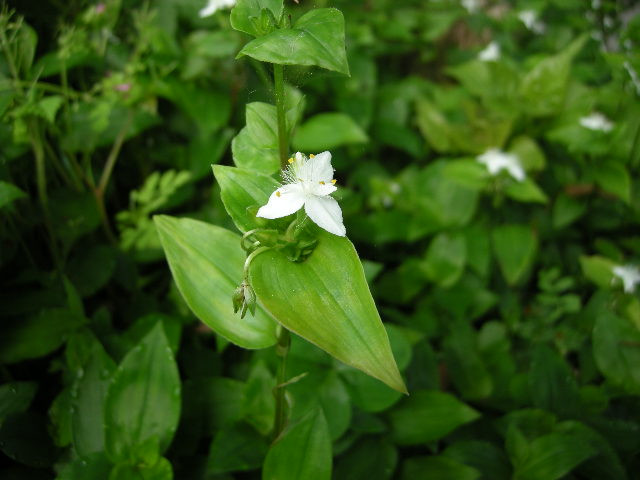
[1,0,640,478]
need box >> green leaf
[444,441,511,480]
[491,224,537,285]
[579,255,616,289]
[508,136,546,172]
[444,321,493,400]
[0,412,59,468]
[0,308,85,364]
[0,181,27,209]
[0,382,37,424]
[57,452,112,480]
[249,231,406,393]
[104,323,181,463]
[519,36,587,117]
[415,99,455,152]
[213,165,280,233]
[401,455,480,480]
[238,9,350,75]
[422,232,467,287]
[334,437,398,480]
[206,423,268,475]
[108,457,173,480]
[293,113,368,152]
[552,194,586,228]
[505,179,548,204]
[263,407,332,480]
[242,360,276,435]
[593,311,640,393]
[511,432,596,480]
[37,95,64,123]
[528,345,580,417]
[230,0,284,37]
[593,161,631,203]
[232,103,280,175]
[442,161,489,190]
[71,339,116,456]
[154,215,277,349]
[66,245,118,297]
[390,390,480,445]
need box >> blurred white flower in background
[518,10,546,34]
[624,61,640,95]
[461,0,481,13]
[477,149,525,182]
[257,152,346,237]
[478,42,500,61]
[579,112,614,132]
[199,0,236,18]
[612,265,640,293]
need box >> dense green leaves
[293,113,368,152]
[250,231,406,393]
[154,215,277,348]
[238,9,350,75]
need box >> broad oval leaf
[262,407,332,480]
[389,390,480,445]
[154,215,277,349]
[293,113,368,152]
[238,9,350,75]
[104,323,180,463]
[249,231,406,393]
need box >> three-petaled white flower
[612,265,640,293]
[198,0,236,18]
[257,151,346,237]
[476,149,526,182]
[579,112,614,132]
[478,42,500,62]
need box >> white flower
[198,0,236,18]
[478,42,500,61]
[579,112,614,132]
[518,10,546,34]
[477,149,526,182]
[462,0,480,13]
[612,265,640,293]
[257,152,346,237]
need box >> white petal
[301,151,334,183]
[310,182,337,197]
[304,195,346,237]
[256,184,305,219]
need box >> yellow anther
[310,154,315,158]
[276,191,281,197]
[288,157,294,164]
[319,181,325,185]
[331,179,337,185]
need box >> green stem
[273,63,288,170]
[273,326,291,440]
[94,112,133,244]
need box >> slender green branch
[94,112,133,243]
[273,63,289,170]
[273,326,291,440]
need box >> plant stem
[273,326,291,440]
[94,112,133,243]
[273,63,288,170]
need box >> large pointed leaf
[491,224,537,285]
[262,407,332,480]
[237,9,350,75]
[155,215,277,348]
[249,231,406,393]
[104,323,180,463]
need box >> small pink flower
[114,83,132,92]
[95,3,106,14]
